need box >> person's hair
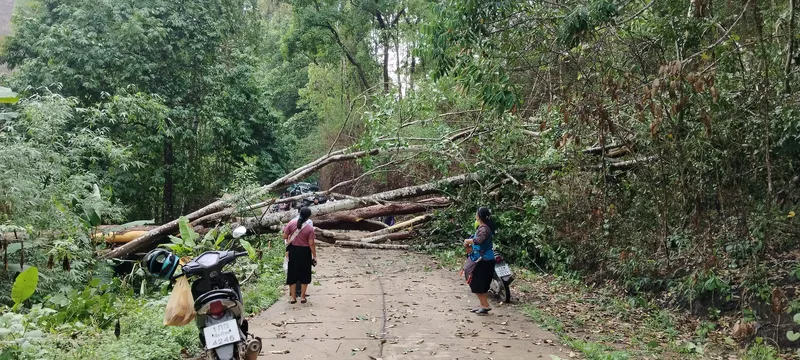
[477,207,497,233]
[297,207,312,229]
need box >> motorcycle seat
[194,288,240,311]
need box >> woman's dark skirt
[286,245,312,285]
[469,260,494,294]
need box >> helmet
[142,249,179,279]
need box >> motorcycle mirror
[232,226,247,238]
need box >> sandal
[300,298,307,304]
[289,299,297,304]
[475,308,491,315]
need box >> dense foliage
[2,0,288,221]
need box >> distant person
[283,207,317,304]
[313,198,319,205]
[462,207,497,315]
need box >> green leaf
[240,239,256,260]
[0,87,19,104]
[48,293,70,307]
[12,267,39,307]
[788,331,800,342]
[6,243,22,255]
[84,207,101,227]
[0,112,19,120]
[793,313,800,324]
[178,216,198,246]
[215,231,227,248]
[168,235,184,245]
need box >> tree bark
[313,198,448,226]
[240,173,477,230]
[363,215,431,241]
[334,241,409,250]
[162,139,175,223]
[786,0,796,94]
[358,231,413,244]
[314,218,388,232]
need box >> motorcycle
[144,227,262,360]
[489,251,514,303]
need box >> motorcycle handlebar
[235,251,248,258]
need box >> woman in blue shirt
[463,207,497,315]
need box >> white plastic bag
[283,256,289,273]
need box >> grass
[241,244,286,315]
[523,306,633,360]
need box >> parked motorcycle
[143,227,261,360]
[489,251,514,303]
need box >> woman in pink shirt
[282,207,317,304]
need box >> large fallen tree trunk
[102,145,428,259]
[362,215,431,243]
[314,219,388,232]
[312,198,448,231]
[241,173,477,231]
[333,241,409,250]
[357,231,414,244]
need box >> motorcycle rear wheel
[490,277,511,303]
[202,342,247,360]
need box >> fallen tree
[332,241,410,250]
[102,145,429,259]
[362,215,432,243]
[357,231,414,244]
[312,198,448,231]
[240,173,477,231]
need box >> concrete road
[250,247,573,359]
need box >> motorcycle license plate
[495,264,512,277]
[203,319,241,349]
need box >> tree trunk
[363,215,431,241]
[358,231,413,244]
[314,218,388,232]
[786,0,796,94]
[313,198,448,227]
[383,35,390,93]
[334,241,409,250]
[241,173,477,230]
[325,24,371,90]
[162,139,175,223]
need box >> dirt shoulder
[250,247,575,359]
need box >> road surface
[250,247,573,359]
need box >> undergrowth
[0,236,285,360]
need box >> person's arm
[309,228,317,261]
[465,226,489,246]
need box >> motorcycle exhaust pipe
[243,338,262,360]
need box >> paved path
[250,247,573,359]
